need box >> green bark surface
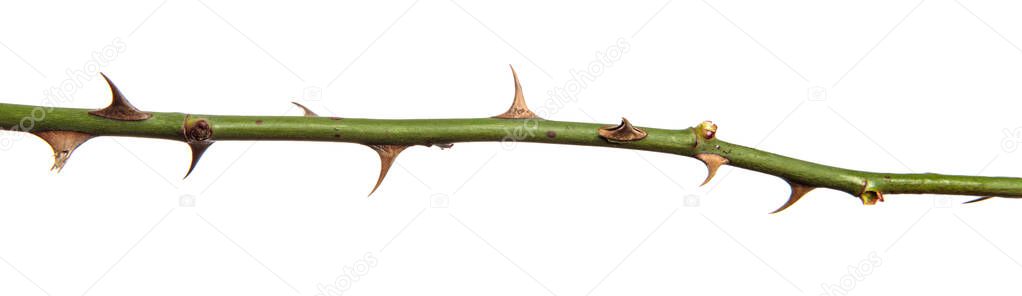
[2,102,1019,206]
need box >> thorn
[695,153,729,186]
[182,117,214,179]
[88,73,152,121]
[493,65,540,119]
[963,196,994,204]
[770,181,815,214]
[184,141,212,179]
[33,131,93,172]
[598,117,648,143]
[292,102,319,116]
[367,144,409,196]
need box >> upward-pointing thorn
[33,131,94,172]
[292,102,319,117]
[493,65,540,119]
[367,144,410,196]
[89,73,152,121]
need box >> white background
[2,0,1022,295]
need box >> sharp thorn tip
[367,145,409,197]
[770,181,815,214]
[695,154,728,186]
[963,196,994,204]
[291,101,319,117]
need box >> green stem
[1,101,1018,211]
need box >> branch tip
[89,73,152,121]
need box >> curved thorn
[184,141,213,179]
[33,131,93,172]
[770,181,815,214]
[493,65,539,119]
[963,196,994,204]
[292,102,319,117]
[598,117,648,143]
[89,73,152,121]
[367,144,409,196]
[695,153,729,186]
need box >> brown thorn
[291,102,319,117]
[695,153,729,186]
[184,141,213,179]
[88,73,152,121]
[598,117,648,143]
[770,181,815,214]
[367,144,409,196]
[492,65,540,119]
[33,131,94,172]
[182,117,214,179]
[963,196,994,204]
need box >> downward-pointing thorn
[963,196,994,204]
[695,153,728,186]
[770,181,815,214]
[89,73,152,121]
[367,144,409,196]
[184,141,212,179]
[182,116,214,179]
[292,102,319,117]
[493,65,540,119]
[33,131,93,172]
